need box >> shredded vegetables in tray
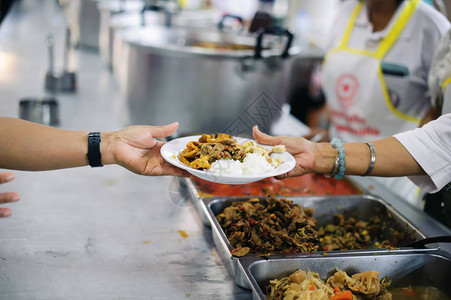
[266,269,392,300]
[217,196,403,257]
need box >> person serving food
[317,0,450,206]
[253,111,451,195]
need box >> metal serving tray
[204,195,431,289]
[180,177,212,226]
[242,251,451,300]
[181,176,363,228]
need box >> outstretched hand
[252,126,318,179]
[0,172,20,217]
[105,122,190,177]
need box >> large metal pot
[118,25,299,136]
[98,0,145,67]
[62,0,106,50]
[107,9,221,74]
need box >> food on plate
[216,196,404,257]
[178,134,286,175]
[208,153,277,176]
[266,268,392,300]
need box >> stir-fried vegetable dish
[217,196,404,257]
[217,196,320,257]
[317,213,403,251]
[266,269,392,300]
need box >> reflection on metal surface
[168,176,196,207]
[0,50,17,84]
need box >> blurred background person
[422,27,451,226]
[316,0,450,207]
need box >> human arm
[0,117,188,176]
[419,105,441,127]
[253,125,425,179]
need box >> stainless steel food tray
[242,251,451,300]
[180,177,211,226]
[204,195,433,289]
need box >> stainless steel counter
[0,1,450,300]
[0,1,250,299]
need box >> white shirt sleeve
[394,114,451,193]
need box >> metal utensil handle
[254,26,294,59]
[47,34,55,73]
[141,0,179,27]
[404,235,451,248]
[63,27,71,72]
[217,14,244,31]
[140,0,165,26]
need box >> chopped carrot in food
[330,290,353,300]
[402,287,416,297]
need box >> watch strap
[87,132,103,167]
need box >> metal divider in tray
[203,195,433,289]
[240,251,451,300]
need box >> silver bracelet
[363,142,376,176]
[325,156,340,178]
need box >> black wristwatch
[87,132,103,167]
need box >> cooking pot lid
[118,25,299,58]
[109,9,220,29]
[98,0,144,13]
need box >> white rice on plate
[208,153,276,176]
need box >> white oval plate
[161,135,296,185]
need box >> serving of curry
[178,133,285,171]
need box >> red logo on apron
[336,74,359,107]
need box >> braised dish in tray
[216,196,405,257]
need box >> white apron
[322,0,424,207]
[443,76,451,114]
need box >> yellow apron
[322,0,423,207]
[322,0,422,142]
